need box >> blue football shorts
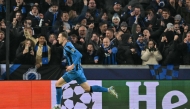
[62,69,87,84]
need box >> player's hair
[60,32,68,39]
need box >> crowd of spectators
[0,0,190,68]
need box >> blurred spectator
[70,34,84,54]
[105,28,119,46]
[147,0,167,13]
[111,13,120,31]
[144,9,157,28]
[0,30,5,63]
[128,6,145,27]
[11,11,23,29]
[181,31,190,64]
[53,11,70,34]
[95,37,117,64]
[141,39,162,65]
[0,0,5,21]
[158,31,182,65]
[60,0,83,14]
[131,16,142,41]
[14,39,36,65]
[117,33,141,64]
[45,3,62,29]
[155,8,174,28]
[77,25,88,45]
[87,0,101,22]
[34,35,51,68]
[41,0,52,14]
[120,21,130,34]
[69,0,87,26]
[82,43,97,64]
[136,33,147,53]
[98,22,108,38]
[47,34,63,65]
[90,32,101,51]
[167,0,178,17]
[178,0,190,24]
[11,0,30,20]
[108,1,127,22]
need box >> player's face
[57,34,64,44]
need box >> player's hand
[66,64,74,72]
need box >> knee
[83,87,91,92]
[55,81,62,87]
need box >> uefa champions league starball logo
[61,83,95,109]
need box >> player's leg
[53,72,74,109]
[53,77,67,109]
[55,77,67,107]
[77,70,118,98]
[80,82,118,98]
[80,82,108,92]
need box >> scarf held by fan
[34,42,49,65]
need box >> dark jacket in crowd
[0,40,6,63]
[14,44,36,65]
[82,50,97,64]
[117,33,141,65]
[158,31,182,65]
[48,43,63,65]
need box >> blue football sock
[91,85,108,92]
[56,87,62,104]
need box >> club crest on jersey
[71,48,75,52]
